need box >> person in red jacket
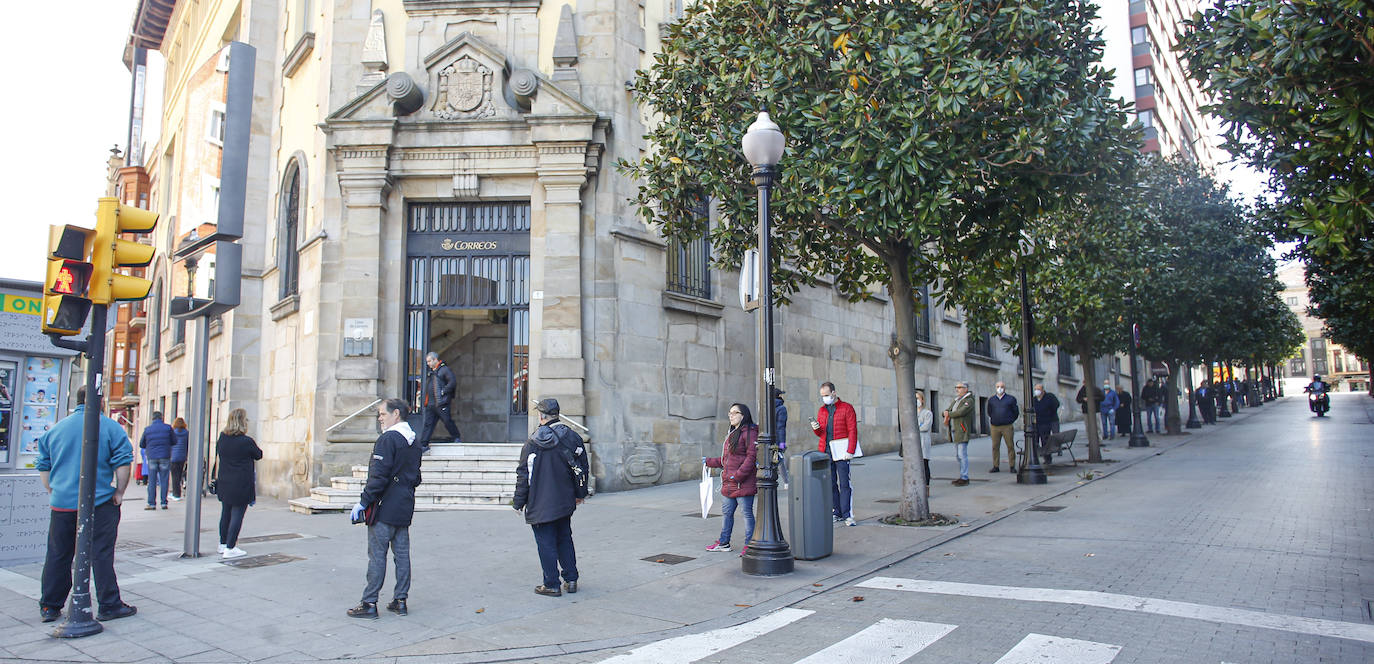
[704,403,758,555]
[812,381,861,526]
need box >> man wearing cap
[942,382,974,486]
[513,398,589,597]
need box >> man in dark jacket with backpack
[348,398,423,620]
[513,398,588,597]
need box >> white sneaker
[169,496,183,502]
[844,517,857,527]
[222,547,247,559]
[217,543,227,554]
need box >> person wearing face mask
[1099,382,1120,439]
[942,382,975,486]
[812,382,860,525]
[986,381,1019,473]
[704,403,759,554]
[915,390,933,497]
[1031,384,1060,465]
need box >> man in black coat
[513,398,589,597]
[348,398,423,619]
[1031,383,1060,465]
[419,352,461,450]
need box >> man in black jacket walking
[513,398,588,597]
[419,352,461,451]
[348,398,423,619]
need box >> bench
[1016,429,1078,468]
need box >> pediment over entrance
[328,31,598,125]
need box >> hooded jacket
[513,421,588,525]
[171,426,189,463]
[359,421,423,527]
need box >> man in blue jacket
[36,387,136,624]
[138,412,174,510]
[987,381,1020,473]
[513,398,589,597]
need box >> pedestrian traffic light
[41,225,96,336]
[90,197,157,304]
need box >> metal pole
[1016,264,1045,484]
[1127,304,1149,447]
[741,163,792,576]
[1184,362,1202,429]
[53,305,107,639]
[181,315,210,558]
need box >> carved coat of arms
[433,56,495,120]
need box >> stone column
[531,140,591,419]
[330,146,392,438]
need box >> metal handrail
[326,398,383,432]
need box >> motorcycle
[1307,390,1330,416]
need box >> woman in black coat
[1115,386,1133,435]
[214,408,262,559]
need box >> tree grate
[642,553,695,565]
[221,553,304,569]
[874,499,899,504]
[1027,505,1067,512]
[237,533,304,544]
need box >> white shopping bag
[699,462,714,518]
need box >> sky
[0,1,148,284]
[0,2,1277,285]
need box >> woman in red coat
[704,403,758,555]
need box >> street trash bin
[789,451,833,560]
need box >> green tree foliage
[957,174,1154,462]
[1180,0,1374,256]
[1306,242,1374,393]
[624,0,1136,520]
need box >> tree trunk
[1078,345,1103,463]
[1164,367,1182,434]
[885,247,931,522]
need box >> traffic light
[41,225,96,336]
[90,197,157,304]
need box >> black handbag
[207,458,218,495]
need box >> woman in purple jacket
[704,403,759,555]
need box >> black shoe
[40,606,61,623]
[386,599,408,616]
[96,603,137,621]
[563,581,578,594]
[534,585,562,597]
[347,602,379,619]
[989,467,1000,473]
[161,504,168,510]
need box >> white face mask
[1103,384,1110,390]
[822,395,835,406]
[995,387,1005,395]
[1034,389,1043,398]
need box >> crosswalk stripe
[595,608,814,664]
[993,633,1122,664]
[857,577,1374,645]
[792,618,957,664]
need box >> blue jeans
[531,516,578,588]
[145,458,170,506]
[954,443,969,480]
[1100,410,1117,438]
[719,495,756,546]
[362,522,411,603]
[830,460,853,518]
[1145,404,1161,432]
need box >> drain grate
[116,540,152,552]
[221,553,304,569]
[642,553,695,565]
[874,499,899,504]
[1027,505,1067,512]
[683,512,721,518]
[237,533,304,544]
[132,547,177,557]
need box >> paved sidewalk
[0,406,1270,663]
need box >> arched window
[279,161,302,299]
[149,279,162,357]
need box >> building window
[279,161,302,299]
[1285,296,1299,305]
[1333,351,1344,373]
[1311,338,1328,375]
[1137,110,1154,128]
[968,330,994,358]
[666,199,711,299]
[1134,67,1151,87]
[148,280,162,358]
[1131,26,1148,44]
[1289,354,1306,376]
[914,284,932,343]
[206,105,226,146]
[1058,347,1074,377]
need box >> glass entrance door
[405,202,531,443]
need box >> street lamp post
[1126,296,1149,447]
[740,112,792,576]
[1016,240,1045,485]
[1184,362,1202,429]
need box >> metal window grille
[968,331,994,358]
[667,235,711,299]
[914,285,932,343]
[1058,348,1074,376]
[280,165,301,298]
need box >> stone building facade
[127,0,1089,501]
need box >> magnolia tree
[624,0,1136,520]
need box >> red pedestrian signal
[41,225,97,336]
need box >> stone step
[289,496,512,514]
[330,476,512,494]
[426,442,523,458]
[350,466,517,481]
[307,486,514,507]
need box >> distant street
[570,394,1374,664]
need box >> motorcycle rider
[1304,374,1331,414]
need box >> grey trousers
[361,522,411,604]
